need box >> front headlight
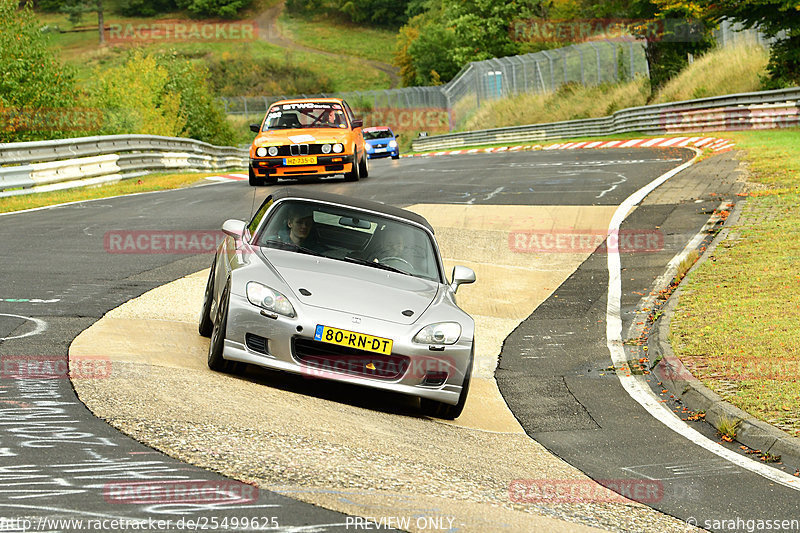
[256,146,267,157]
[246,282,296,318]
[321,144,332,154]
[389,140,398,148]
[333,143,344,153]
[413,322,461,345]
[267,146,279,157]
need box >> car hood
[263,249,439,325]
[255,129,350,146]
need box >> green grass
[279,11,398,63]
[0,171,229,214]
[40,11,390,94]
[670,128,800,437]
[457,43,771,131]
[651,42,769,104]
[461,77,651,131]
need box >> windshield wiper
[342,255,407,275]
[261,239,323,257]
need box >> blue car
[363,127,400,160]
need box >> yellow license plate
[314,325,393,355]
[285,156,317,166]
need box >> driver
[370,226,415,270]
[275,205,326,253]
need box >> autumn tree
[691,0,800,88]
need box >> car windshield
[263,102,348,130]
[363,130,394,140]
[255,200,441,282]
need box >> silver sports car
[199,188,476,419]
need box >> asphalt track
[1,148,797,532]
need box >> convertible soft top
[266,187,435,234]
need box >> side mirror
[352,119,363,128]
[222,219,246,238]
[249,124,260,133]
[450,265,476,293]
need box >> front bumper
[222,292,472,405]
[366,147,399,159]
[250,154,355,177]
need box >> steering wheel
[378,256,413,269]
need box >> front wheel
[344,152,361,182]
[359,154,369,178]
[248,166,262,186]
[207,282,238,373]
[198,262,215,337]
[419,354,473,420]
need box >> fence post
[629,41,635,78]
[589,41,601,84]
[541,50,555,91]
[242,97,248,117]
[609,40,619,81]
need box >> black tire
[419,353,473,420]
[344,151,361,182]
[391,154,400,160]
[359,154,369,178]
[207,282,237,373]
[248,166,262,186]
[198,262,215,337]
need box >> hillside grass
[463,42,771,132]
[652,42,770,103]
[670,128,800,437]
[39,10,390,94]
[462,77,651,131]
[279,11,398,62]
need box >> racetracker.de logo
[509,18,706,43]
[301,355,457,383]
[509,229,663,254]
[107,20,258,43]
[363,108,451,133]
[103,481,258,505]
[104,230,224,254]
[0,107,103,132]
[0,355,111,380]
[509,479,664,504]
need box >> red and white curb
[205,173,247,182]
[410,136,735,158]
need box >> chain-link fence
[221,39,648,131]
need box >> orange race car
[248,98,368,186]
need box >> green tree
[0,0,79,142]
[90,51,186,137]
[579,0,715,92]
[688,0,800,88]
[161,56,236,146]
[174,0,252,18]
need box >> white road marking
[0,314,47,341]
[605,149,800,490]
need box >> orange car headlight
[333,143,344,153]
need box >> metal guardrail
[411,87,800,151]
[0,134,248,194]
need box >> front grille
[289,144,309,156]
[373,143,388,149]
[293,338,410,380]
[245,333,269,355]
